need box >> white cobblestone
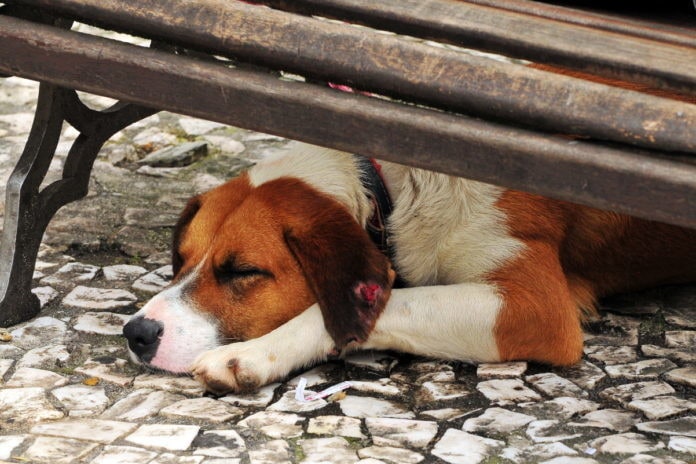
[160,397,243,422]
[74,312,131,335]
[432,429,504,464]
[308,415,365,438]
[237,411,304,438]
[366,417,438,448]
[125,424,200,451]
[23,436,98,464]
[51,384,110,417]
[31,419,137,443]
[476,378,542,404]
[63,286,138,310]
[89,445,158,464]
[338,395,415,419]
[463,407,536,434]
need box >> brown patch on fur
[173,174,393,347]
[491,190,696,366]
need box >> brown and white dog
[123,141,696,394]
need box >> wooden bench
[0,0,695,326]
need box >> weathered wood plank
[256,0,696,92]
[6,0,696,154]
[0,15,694,227]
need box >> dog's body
[124,142,696,394]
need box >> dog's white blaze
[128,264,220,373]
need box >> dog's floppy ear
[171,196,201,276]
[282,195,395,350]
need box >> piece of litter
[584,447,597,455]
[294,377,353,402]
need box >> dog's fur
[124,142,696,394]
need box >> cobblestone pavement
[1,72,695,462]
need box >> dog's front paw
[190,342,273,395]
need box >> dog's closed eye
[214,257,272,284]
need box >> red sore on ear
[261,178,395,349]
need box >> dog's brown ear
[171,196,201,276]
[283,197,395,350]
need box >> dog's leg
[190,282,504,394]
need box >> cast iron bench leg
[0,83,156,326]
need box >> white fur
[128,263,220,373]
[191,283,503,389]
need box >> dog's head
[123,172,394,373]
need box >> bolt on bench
[0,0,695,326]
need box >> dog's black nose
[123,316,163,362]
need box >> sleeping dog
[123,142,696,394]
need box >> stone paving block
[10,316,67,350]
[125,424,200,451]
[627,395,695,420]
[526,420,582,443]
[51,384,110,417]
[600,381,676,407]
[0,435,26,461]
[664,366,696,388]
[76,356,135,386]
[604,358,677,380]
[358,445,424,464]
[476,361,527,378]
[6,366,68,388]
[618,454,688,464]
[192,429,246,458]
[219,382,279,408]
[568,408,639,432]
[663,306,696,329]
[17,344,70,369]
[417,379,470,404]
[366,417,438,448]
[74,312,131,335]
[526,372,587,398]
[248,440,291,464]
[102,264,148,281]
[237,411,304,438]
[419,407,471,421]
[540,458,599,464]
[63,286,138,310]
[665,330,696,348]
[0,387,64,423]
[132,373,205,396]
[668,436,696,454]
[636,417,696,437]
[338,395,415,419]
[308,415,365,439]
[0,344,23,358]
[0,359,14,380]
[102,389,185,421]
[287,364,338,388]
[22,436,98,464]
[89,445,158,464]
[178,117,228,135]
[150,454,206,464]
[350,378,403,397]
[40,262,99,287]
[431,429,504,464]
[588,432,665,454]
[300,437,358,464]
[641,344,696,363]
[520,396,600,420]
[160,397,243,423]
[476,378,542,404]
[561,360,607,390]
[463,407,536,434]
[268,389,328,413]
[344,351,398,373]
[501,442,579,463]
[31,286,59,308]
[132,266,173,294]
[31,419,138,443]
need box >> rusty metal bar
[254,0,696,95]
[5,0,696,154]
[0,15,694,227]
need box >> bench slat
[1,15,694,228]
[5,0,696,154]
